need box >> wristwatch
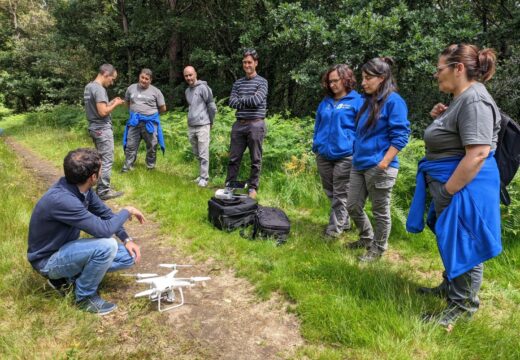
[124,237,134,244]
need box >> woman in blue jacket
[313,64,363,238]
[346,57,410,261]
[407,44,501,327]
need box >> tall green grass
[1,106,520,359]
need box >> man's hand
[110,97,125,106]
[125,241,141,263]
[123,206,146,224]
[430,103,447,118]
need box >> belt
[237,118,263,124]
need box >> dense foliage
[1,0,520,135]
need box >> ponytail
[478,48,497,82]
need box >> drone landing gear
[151,288,185,312]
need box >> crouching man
[27,148,146,315]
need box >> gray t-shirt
[424,82,501,160]
[84,81,111,131]
[125,83,165,116]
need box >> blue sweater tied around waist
[123,111,165,153]
[406,153,501,280]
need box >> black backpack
[208,197,258,231]
[241,205,291,245]
[495,110,520,205]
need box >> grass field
[1,106,519,359]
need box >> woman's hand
[430,103,448,118]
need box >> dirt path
[5,137,303,359]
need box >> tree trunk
[7,0,20,38]
[167,0,179,85]
[118,0,132,83]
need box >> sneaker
[324,229,342,239]
[98,190,124,201]
[121,166,134,173]
[417,283,449,299]
[346,239,371,250]
[47,278,73,297]
[248,189,257,199]
[76,294,117,315]
[193,176,201,183]
[341,222,351,231]
[358,248,383,262]
[197,178,208,187]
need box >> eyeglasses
[433,62,459,76]
[328,78,341,85]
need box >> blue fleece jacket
[27,177,130,271]
[353,92,410,170]
[312,91,364,160]
[123,111,165,153]
[406,154,502,280]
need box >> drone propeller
[159,264,193,269]
[121,273,159,279]
[135,289,156,298]
[176,277,211,282]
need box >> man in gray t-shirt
[122,68,166,172]
[83,63,125,200]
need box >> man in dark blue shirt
[28,148,145,315]
[225,48,268,198]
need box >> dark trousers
[427,176,483,314]
[123,122,158,170]
[225,119,266,190]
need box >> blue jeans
[40,238,135,301]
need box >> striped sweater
[229,75,268,120]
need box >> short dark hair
[140,68,153,78]
[243,48,258,61]
[99,63,116,76]
[63,148,101,184]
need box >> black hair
[243,48,259,61]
[356,57,397,131]
[63,148,101,185]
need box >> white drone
[132,264,210,312]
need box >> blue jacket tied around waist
[123,111,165,153]
[406,154,501,280]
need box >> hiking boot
[248,189,257,199]
[417,283,448,299]
[76,294,117,315]
[197,178,208,187]
[346,239,371,250]
[98,190,124,201]
[47,278,73,297]
[358,248,383,262]
[437,306,470,327]
[423,305,470,328]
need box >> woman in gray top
[417,44,501,328]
